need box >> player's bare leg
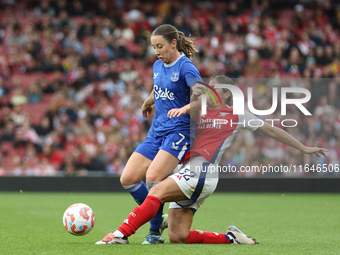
[119,152,151,216]
[148,177,187,202]
[145,149,180,182]
[167,208,193,243]
[166,207,257,244]
[120,152,151,186]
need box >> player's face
[151,35,177,64]
[208,79,230,108]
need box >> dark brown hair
[151,24,198,60]
[210,75,234,106]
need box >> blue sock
[147,181,163,235]
[150,203,164,235]
[123,181,149,205]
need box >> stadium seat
[23,101,50,125]
[13,73,48,91]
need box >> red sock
[186,229,231,244]
[118,196,162,237]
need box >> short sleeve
[182,62,202,88]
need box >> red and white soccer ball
[63,203,95,236]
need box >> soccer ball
[63,203,95,236]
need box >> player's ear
[171,39,177,49]
[223,90,231,100]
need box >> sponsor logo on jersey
[218,112,229,116]
[171,72,179,82]
[153,72,159,79]
[154,85,175,100]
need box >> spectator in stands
[16,119,40,145]
[113,14,135,41]
[69,0,87,17]
[13,156,34,176]
[0,121,15,142]
[34,157,57,176]
[41,53,64,73]
[245,25,262,49]
[34,116,53,138]
[78,14,96,41]
[102,72,126,97]
[27,83,43,103]
[119,60,138,83]
[5,23,21,45]
[55,10,76,31]
[38,143,64,169]
[60,154,78,176]
[34,0,55,17]
[0,77,9,97]
[54,0,68,17]
[244,49,263,77]
[0,107,12,128]
[81,44,98,68]
[285,47,304,74]
[62,30,83,55]
[19,23,39,46]
[36,14,54,31]
[315,46,328,66]
[95,0,109,17]
[10,87,28,105]
[10,104,28,127]
[39,75,56,94]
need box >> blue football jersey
[150,53,202,137]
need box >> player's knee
[169,232,188,243]
[148,184,162,197]
[120,175,128,186]
[145,173,161,183]
[120,175,139,187]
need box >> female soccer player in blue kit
[113,24,202,244]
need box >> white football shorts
[169,156,219,211]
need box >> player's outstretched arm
[256,122,328,157]
[142,89,154,118]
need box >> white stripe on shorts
[177,143,188,161]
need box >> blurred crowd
[0,0,339,177]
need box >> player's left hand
[168,107,187,118]
[304,147,328,157]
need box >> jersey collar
[164,52,185,68]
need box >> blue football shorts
[135,131,190,163]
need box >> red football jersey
[190,105,261,164]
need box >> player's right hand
[303,147,328,157]
[142,102,154,118]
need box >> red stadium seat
[13,73,49,91]
[22,101,50,125]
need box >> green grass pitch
[1,192,340,255]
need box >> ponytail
[176,31,198,60]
